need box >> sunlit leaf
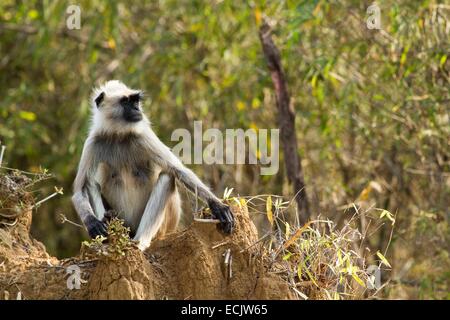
[379,210,395,225]
[283,252,292,261]
[304,266,319,287]
[266,195,273,226]
[19,111,36,121]
[357,184,372,201]
[297,263,302,280]
[439,54,447,68]
[254,8,262,26]
[283,221,312,250]
[376,251,392,268]
[251,97,261,109]
[352,273,366,287]
[223,187,233,200]
[232,197,241,208]
[285,222,290,238]
[27,10,39,20]
[236,101,245,111]
[107,38,116,50]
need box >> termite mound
[0,172,292,300]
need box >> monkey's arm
[72,137,108,238]
[144,129,234,234]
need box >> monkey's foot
[85,216,108,238]
[208,200,235,234]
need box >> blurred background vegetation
[0,0,448,299]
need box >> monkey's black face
[120,93,143,122]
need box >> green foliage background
[0,0,448,299]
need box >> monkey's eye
[119,96,129,105]
[129,93,142,103]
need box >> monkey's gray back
[92,132,158,232]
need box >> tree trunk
[258,22,310,224]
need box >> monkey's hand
[102,209,118,223]
[208,200,235,235]
[84,215,108,238]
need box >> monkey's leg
[133,172,177,250]
[156,188,181,238]
[87,182,106,221]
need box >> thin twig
[194,218,220,224]
[223,249,232,280]
[211,240,230,250]
[59,213,84,228]
[195,185,198,215]
[0,219,17,227]
[229,255,233,280]
[0,145,5,167]
[32,190,62,209]
[223,248,231,264]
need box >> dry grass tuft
[0,167,52,227]
[225,193,393,300]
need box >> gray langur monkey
[72,80,234,250]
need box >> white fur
[89,80,149,136]
[134,173,175,250]
[91,80,138,108]
[73,80,222,251]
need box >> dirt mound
[0,179,293,300]
[148,204,291,299]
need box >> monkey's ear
[94,92,105,108]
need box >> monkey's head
[91,80,146,132]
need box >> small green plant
[81,217,137,260]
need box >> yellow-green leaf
[27,10,39,20]
[285,222,290,238]
[232,197,241,208]
[400,52,407,65]
[376,251,392,268]
[352,273,366,287]
[266,195,273,226]
[282,252,292,261]
[236,101,246,111]
[19,111,36,121]
[439,54,447,67]
[304,267,319,287]
[400,46,409,65]
[283,221,312,250]
[311,74,318,88]
[379,209,395,225]
[251,97,261,109]
[297,263,302,280]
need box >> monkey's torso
[92,133,160,232]
[72,80,232,250]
